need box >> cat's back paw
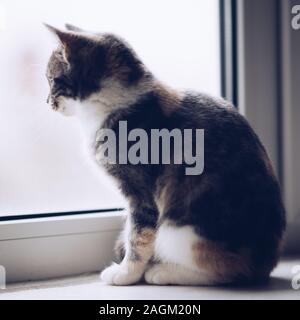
[144,264,174,285]
[144,263,219,286]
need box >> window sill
[1,258,299,299]
[0,211,125,283]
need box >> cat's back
[174,91,246,130]
[170,91,266,167]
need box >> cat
[45,23,285,286]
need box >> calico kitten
[45,24,285,286]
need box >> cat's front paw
[101,263,143,286]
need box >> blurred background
[0,0,220,215]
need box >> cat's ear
[44,23,89,62]
[65,23,84,32]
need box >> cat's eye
[53,76,71,87]
[53,76,64,84]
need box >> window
[0,0,221,282]
[0,0,220,217]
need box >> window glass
[0,0,220,215]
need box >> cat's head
[45,24,148,116]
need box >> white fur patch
[154,221,202,271]
[49,96,77,116]
[76,99,109,149]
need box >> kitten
[45,24,285,286]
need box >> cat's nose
[46,94,50,104]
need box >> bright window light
[0,0,220,216]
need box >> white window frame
[222,0,300,253]
[221,0,280,172]
[0,211,124,282]
[280,0,300,253]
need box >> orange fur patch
[133,228,156,248]
[192,241,253,282]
